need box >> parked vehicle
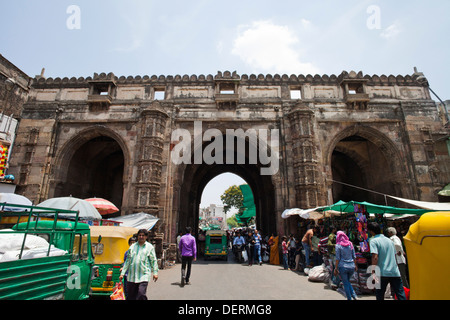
[404,211,450,300]
[204,230,228,260]
[0,203,97,300]
[89,225,138,296]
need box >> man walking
[387,227,409,289]
[367,222,406,300]
[253,229,263,265]
[179,226,197,286]
[119,229,158,300]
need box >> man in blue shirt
[233,231,246,246]
[368,222,406,300]
[233,231,246,262]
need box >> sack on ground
[308,265,329,282]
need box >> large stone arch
[53,125,131,180]
[171,127,280,239]
[324,125,410,204]
[49,125,131,213]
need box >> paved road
[147,254,375,300]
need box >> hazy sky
[2,0,449,99]
[2,0,449,208]
[200,173,245,212]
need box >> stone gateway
[2,62,449,243]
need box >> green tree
[226,215,240,229]
[220,185,243,215]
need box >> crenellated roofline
[32,70,426,88]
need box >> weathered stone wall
[6,69,449,241]
[0,54,31,119]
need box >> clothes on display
[295,202,422,297]
[354,204,369,252]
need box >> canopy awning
[282,199,449,220]
[112,212,159,230]
[438,184,450,197]
[235,184,256,224]
[388,195,450,211]
[315,200,435,215]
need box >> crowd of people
[228,222,409,301]
[229,228,265,266]
[119,223,409,300]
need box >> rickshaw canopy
[90,226,138,264]
[404,211,450,245]
[404,211,450,300]
[90,226,139,239]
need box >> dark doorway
[331,150,366,202]
[331,135,397,205]
[55,136,124,214]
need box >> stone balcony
[87,94,112,110]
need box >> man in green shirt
[119,229,158,300]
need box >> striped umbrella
[85,197,119,215]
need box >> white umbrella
[113,212,159,230]
[37,197,102,220]
[0,193,33,211]
[281,208,319,219]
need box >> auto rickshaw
[404,211,450,300]
[89,226,139,296]
[204,230,228,260]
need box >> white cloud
[380,23,402,40]
[231,20,319,75]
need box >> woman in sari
[268,233,280,265]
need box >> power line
[330,179,390,205]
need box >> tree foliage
[226,215,240,229]
[220,185,243,215]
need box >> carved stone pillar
[134,105,169,217]
[288,105,324,208]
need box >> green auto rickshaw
[204,230,228,260]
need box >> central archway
[176,131,277,238]
[179,163,276,237]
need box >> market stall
[282,199,448,296]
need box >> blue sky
[2,0,449,208]
[1,0,449,100]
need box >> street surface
[147,253,375,300]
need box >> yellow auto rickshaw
[404,211,450,300]
[89,226,139,296]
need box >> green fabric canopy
[316,200,435,215]
[438,184,450,197]
[235,184,256,224]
